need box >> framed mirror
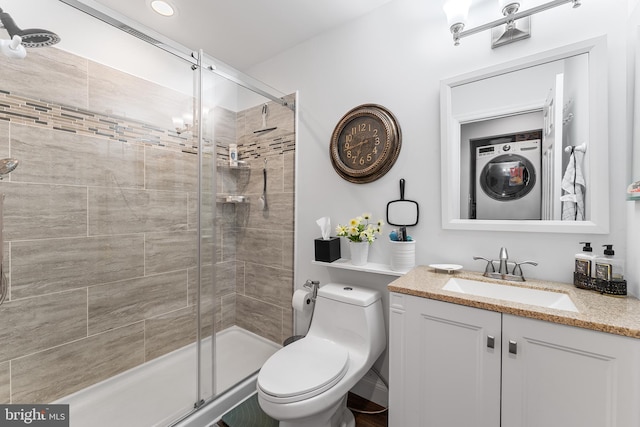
[440,36,609,233]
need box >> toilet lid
[258,336,349,401]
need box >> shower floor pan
[54,326,280,427]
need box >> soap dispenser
[594,244,627,296]
[574,242,595,290]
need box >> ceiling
[91,0,397,71]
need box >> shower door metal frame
[58,0,294,110]
[194,48,207,411]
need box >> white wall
[250,0,629,288]
[627,3,640,298]
[247,0,632,393]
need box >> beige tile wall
[0,45,294,405]
[230,99,296,346]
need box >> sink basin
[443,277,578,312]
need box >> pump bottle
[594,244,627,296]
[594,244,625,281]
[574,242,595,289]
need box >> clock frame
[329,104,401,184]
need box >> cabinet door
[502,314,640,427]
[389,293,501,427]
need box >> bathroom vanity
[388,266,640,427]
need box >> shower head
[0,35,26,59]
[0,158,19,178]
[0,8,60,48]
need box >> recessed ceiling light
[150,0,175,17]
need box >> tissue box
[315,237,341,263]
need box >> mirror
[440,36,609,233]
[387,179,419,227]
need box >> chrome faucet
[473,247,538,281]
[498,247,509,275]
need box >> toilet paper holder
[303,279,320,302]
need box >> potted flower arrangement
[336,213,384,265]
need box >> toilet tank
[316,283,380,307]
[308,283,385,356]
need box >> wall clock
[330,104,401,184]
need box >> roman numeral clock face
[330,104,401,183]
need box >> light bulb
[443,0,472,27]
[172,117,184,129]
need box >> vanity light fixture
[443,0,581,48]
[150,0,175,17]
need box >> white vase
[349,241,370,266]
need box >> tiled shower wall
[0,46,295,404]
[221,100,296,346]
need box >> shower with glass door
[0,1,296,425]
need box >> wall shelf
[311,259,407,276]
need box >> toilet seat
[258,336,350,404]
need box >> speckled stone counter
[388,265,640,339]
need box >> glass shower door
[0,2,208,425]
[197,50,297,409]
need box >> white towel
[560,149,585,221]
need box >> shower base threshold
[55,326,280,427]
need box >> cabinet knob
[487,335,495,349]
[509,340,518,354]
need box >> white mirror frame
[440,36,609,234]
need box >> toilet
[257,283,386,427]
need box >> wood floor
[348,392,388,427]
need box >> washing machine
[475,139,541,220]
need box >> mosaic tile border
[0,90,198,155]
[0,90,294,160]
[215,133,295,162]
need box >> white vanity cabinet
[501,313,640,427]
[389,292,640,427]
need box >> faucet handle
[512,261,538,278]
[473,256,496,274]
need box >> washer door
[479,154,536,201]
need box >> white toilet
[257,283,385,427]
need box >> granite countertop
[388,265,640,339]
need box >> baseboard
[349,370,388,408]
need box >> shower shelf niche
[216,194,249,204]
[217,160,250,170]
[216,160,251,203]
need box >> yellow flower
[336,212,384,243]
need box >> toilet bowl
[257,283,385,427]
